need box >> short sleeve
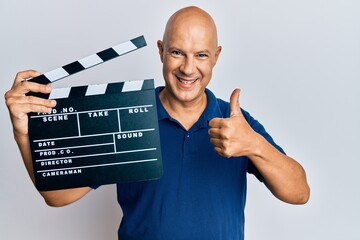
[241,108,286,182]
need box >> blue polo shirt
[116,87,284,240]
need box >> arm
[245,133,309,204]
[5,70,92,207]
[208,89,310,204]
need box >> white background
[1,0,359,239]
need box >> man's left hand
[208,88,259,158]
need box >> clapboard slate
[28,79,162,191]
[26,36,163,191]
[27,36,147,86]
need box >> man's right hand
[4,71,92,207]
[5,70,57,138]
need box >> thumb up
[208,88,257,158]
[229,88,242,118]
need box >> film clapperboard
[27,36,163,191]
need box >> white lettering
[117,131,143,139]
[87,111,109,118]
[39,151,56,157]
[37,109,57,115]
[128,107,149,114]
[62,107,74,113]
[40,159,73,166]
[42,168,82,177]
[59,149,71,155]
[38,141,55,147]
[43,114,68,122]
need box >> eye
[197,53,209,59]
[171,50,183,56]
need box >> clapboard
[27,36,163,191]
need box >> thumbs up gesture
[208,88,258,158]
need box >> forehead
[165,20,217,52]
[163,8,218,51]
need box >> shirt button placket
[183,133,191,160]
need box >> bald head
[162,6,219,48]
[157,6,222,111]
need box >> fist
[208,88,258,158]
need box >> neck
[159,89,207,131]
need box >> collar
[155,87,224,128]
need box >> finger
[230,88,241,117]
[209,126,234,139]
[208,127,222,138]
[210,138,232,158]
[208,118,223,128]
[6,94,56,111]
[27,102,55,113]
[213,146,231,158]
[12,80,52,96]
[209,137,224,147]
[10,102,54,115]
[26,95,57,108]
[14,70,41,85]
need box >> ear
[157,40,164,63]
[213,46,222,65]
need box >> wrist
[247,132,266,159]
[13,130,29,145]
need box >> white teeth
[178,78,196,85]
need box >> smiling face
[158,7,222,107]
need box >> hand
[4,70,56,137]
[208,88,259,158]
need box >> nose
[179,56,196,76]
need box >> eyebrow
[168,47,212,55]
[195,50,211,55]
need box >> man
[5,6,309,240]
